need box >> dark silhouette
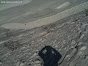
[38,46,62,66]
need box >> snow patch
[78,52,83,55]
[56,2,70,9]
[80,46,87,51]
[0,40,7,44]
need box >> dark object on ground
[38,46,62,66]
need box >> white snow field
[1,1,88,29]
[0,0,32,11]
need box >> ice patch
[56,2,70,9]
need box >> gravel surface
[0,12,88,66]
